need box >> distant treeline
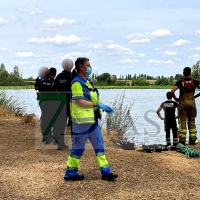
[0,60,200,86]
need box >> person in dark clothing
[35,67,47,90]
[35,67,49,101]
[38,67,57,144]
[53,59,73,150]
[171,67,200,145]
[38,68,55,92]
[35,67,49,142]
[157,92,178,150]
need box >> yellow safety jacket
[70,75,102,124]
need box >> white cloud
[190,47,200,51]
[147,59,173,64]
[164,51,177,56]
[107,44,135,54]
[129,39,151,44]
[104,40,114,43]
[0,47,8,51]
[88,43,104,49]
[155,47,163,51]
[18,7,42,15]
[120,59,139,63]
[189,54,200,59]
[151,29,172,38]
[11,61,27,65]
[28,34,83,45]
[40,17,76,31]
[126,33,150,40]
[138,53,145,57]
[173,39,190,46]
[164,60,174,64]
[12,52,35,58]
[195,30,200,36]
[10,15,16,20]
[126,29,171,41]
[61,51,93,60]
[0,17,7,24]
[0,16,16,24]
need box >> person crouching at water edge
[64,57,118,181]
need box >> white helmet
[62,59,73,71]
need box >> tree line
[0,64,27,86]
[0,60,199,86]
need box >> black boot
[179,141,185,145]
[170,145,177,151]
[42,136,47,143]
[189,140,196,145]
[64,174,84,181]
[102,173,118,181]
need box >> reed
[103,90,137,137]
[0,91,26,117]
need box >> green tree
[26,76,35,81]
[96,73,115,85]
[0,63,9,78]
[191,60,200,81]
[169,76,174,85]
[134,77,149,86]
[13,65,20,79]
[155,76,169,85]
[174,74,183,80]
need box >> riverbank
[1,114,200,199]
[0,85,173,90]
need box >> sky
[0,0,200,78]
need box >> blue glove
[96,103,114,114]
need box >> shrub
[103,90,137,138]
[0,91,26,117]
[22,113,37,125]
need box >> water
[3,89,200,145]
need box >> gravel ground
[0,118,200,200]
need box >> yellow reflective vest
[70,75,101,124]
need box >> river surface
[3,89,200,146]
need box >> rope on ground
[176,143,200,158]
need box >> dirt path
[0,118,200,200]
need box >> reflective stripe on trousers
[64,114,111,179]
[178,100,197,142]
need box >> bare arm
[171,86,179,102]
[194,84,200,98]
[156,107,164,120]
[194,93,200,99]
[174,107,179,119]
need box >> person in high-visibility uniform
[64,57,118,181]
[156,92,179,150]
[171,67,200,145]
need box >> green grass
[0,85,173,90]
[0,85,34,90]
[0,91,27,116]
[96,85,173,89]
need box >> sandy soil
[0,118,200,200]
